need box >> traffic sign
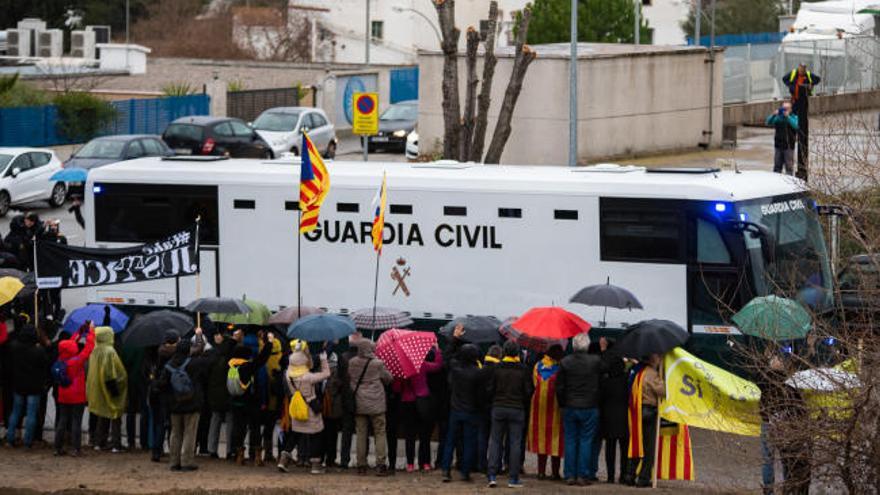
[352,92,379,136]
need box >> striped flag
[298,132,330,234]
[371,172,387,252]
[657,423,695,481]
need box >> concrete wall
[418,45,724,165]
[724,89,880,126]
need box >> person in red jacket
[54,323,95,456]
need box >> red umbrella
[375,329,437,378]
[510,307,591,339]
[499,320,568,353]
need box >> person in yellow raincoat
[527,345,565,480]
[86,326,128,451]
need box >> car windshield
[381,104,417,121]
[253,112,300,132]
[0,155,12,169]
[75,139,126,159]
[738,195,833,311]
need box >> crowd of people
[0,315,673,489]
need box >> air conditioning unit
[70,30,97,59]
[37,29,63,58]
[6,29,31,58]
[86,25,111,44]
[17,18,47,32]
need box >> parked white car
[0,148,66,217]
[252,107,337,159]
[405,129,419,160]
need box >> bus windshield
[737,195,832,311]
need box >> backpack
[51,359,72,388]
[289,389,309,422]
[226,364,251,397]
[165,358,194,403]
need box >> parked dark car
[838,254,880,318]
[162,116,274,159]
[362,100,417,153]
[65,135,173,170]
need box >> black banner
[36,229,199,289]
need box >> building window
[371,21,384,41]
[600,198,684,263]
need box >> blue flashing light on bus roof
[714,202,727,213]
[739,212,748,222]
[93,185,103,194]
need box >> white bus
[84,158,833,357]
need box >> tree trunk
[433,0,461,160]
[460,27,480,161]
[483,6,536,164]
[469,1,498,163]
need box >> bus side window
[599,199,684,263]
[696,218,731,264]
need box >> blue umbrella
[50,167,88,182]
[63,304,130,334]
[287,313,356,342]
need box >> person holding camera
[766,101,799,176]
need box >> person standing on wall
[782,63,821,181]
[766,101,799,176]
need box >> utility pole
[634,0,640,45]
[694,0,701,45]
[569,0,578,167]
[365,0,371,65]
[706,0,716,146]
[125,0,130,70]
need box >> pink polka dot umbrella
[375,329,437,379]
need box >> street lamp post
[569,0,578,167]
[365,0,371,64]
[391,6,443,45]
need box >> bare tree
[433,1,535,163]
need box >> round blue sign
[357,95,375,115]
[343,77,367,124]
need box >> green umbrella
[858,8,880,15]
[732,295,812,341]
[210,297,271,326]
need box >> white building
[643,0,689,45]
[235,1,531,64]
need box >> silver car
[252,107,338,158]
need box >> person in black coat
[597,338,629,483]
[782,64,821,179]
[5,325,49,447]
[206,332,236,459]
[157,333,212,471]
[440,343,483,482]
[485,341,533,488]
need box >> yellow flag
[661,347,762,437]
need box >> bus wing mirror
[725,220,775,265]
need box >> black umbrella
[123,310,194,347]
[439,316,503,344]
[613,319,689,359]
[185,297,250,315]
[570,276,643,326]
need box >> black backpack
[165,358,194,403]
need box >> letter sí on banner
[36,228,199,289]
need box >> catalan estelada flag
[657,423,695,481]
[627,364,648,459]
[299,132,330,234]
[371,172,387,252]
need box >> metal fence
[724,35,880,104]
[0,94,210,147]
[227,87,301,122]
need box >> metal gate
[390,67,419,103]
[227,87,300,122]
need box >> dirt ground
[0,428,761,494]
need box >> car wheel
[324,141,337,159]
[0,191,10,218]
[262,150,274,159]
[49,182,67,207]
[290,146,299,156]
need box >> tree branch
[470,0,498,163]
[460,27,480,161]
[484,4,536,164]
[433,0,461,159]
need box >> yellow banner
[661,347,762,437]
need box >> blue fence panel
[0,93,210,147]
[390,67,419,103]
[687,32,785,47]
